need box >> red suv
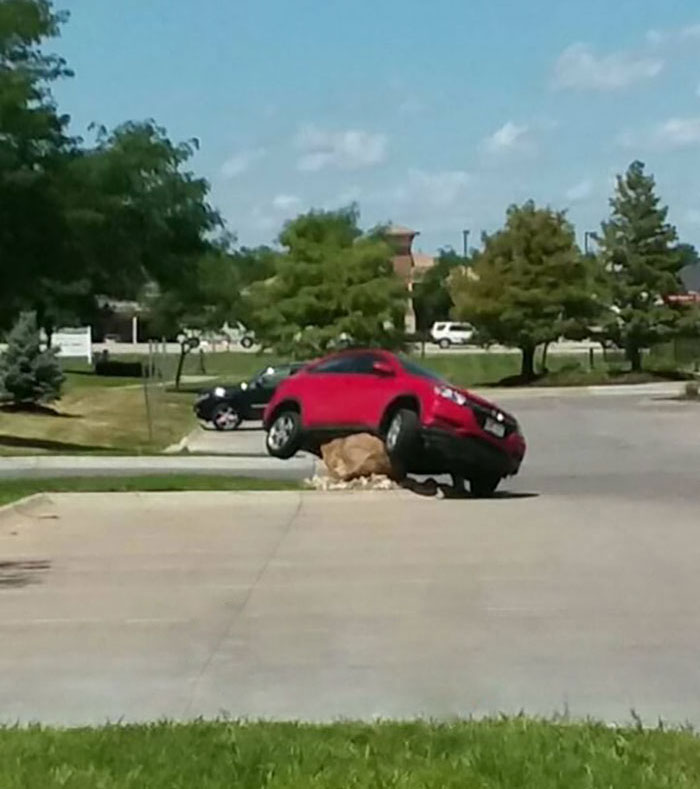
[263,350,526,496]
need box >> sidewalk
[474,380,686,400]
[0,454,314,481]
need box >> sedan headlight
[213,386,227,398]
[434,385,467,406]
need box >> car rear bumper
[416,427,523,478]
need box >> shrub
[0,312,64,406]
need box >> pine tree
[0,312,64,406]
[598,161,684,371]
[246,207,407,358]
[450,201,601,379]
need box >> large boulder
[320,433,394,482]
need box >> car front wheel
[212,404,242,431]
[266,411,302,459]
[470,474,501,498]
[439,338,451,349]
[385,408,420,465]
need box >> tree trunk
[627,344,642,373]
[521,346,536,380]
[175,347,187,390]
[541,342,551,374]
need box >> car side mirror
[372,361,395,377]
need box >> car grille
[468,400,518,437]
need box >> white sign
[54,327,93,363]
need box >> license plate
[484,417,506,438]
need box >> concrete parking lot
[1,391,699,726]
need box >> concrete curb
[0,493,52,522]
[475,382,685,400]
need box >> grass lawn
[0,384,195,455]
[1,719,699,788]
[0,475,300,507]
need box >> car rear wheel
[266,411,302,459]
[470,474,501,498]
[212,404,242,431]
[241,336,254,349]
[439,338,451,349]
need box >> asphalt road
[1,391,700,726]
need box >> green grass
[0,475,301,507]
[1,719,699,788]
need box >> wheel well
[265,399,301,429]
[380,396,420,435]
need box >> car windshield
[398,356,443,382]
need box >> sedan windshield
[398,356,443,382]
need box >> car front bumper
[412,427,524,478]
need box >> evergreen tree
[597,161,685,371]
[246,207,407,358]
[0,312,64,405]
[450,201,601,379]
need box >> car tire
[469,474,501,498]
[384,409,420,467]
[266,410,302,459]
[241,336,254,349]
[439,338,451,349]
[212,404,242,432]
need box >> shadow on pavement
[402,477,539,500]
[0,560,51,589]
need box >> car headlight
[434,385,467,406]
[213,386,227,398]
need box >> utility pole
[462,229,470,258]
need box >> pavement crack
[182,491,304,717]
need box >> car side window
[313,354,382,374]
[258,367,290,388]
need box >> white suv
[430,321,474,348]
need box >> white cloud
[565,179,594,202]
[553,43,663,91]
[680,23,700,40]
[220,148,266,179]
[483,121,531,154]
[656,117,700,148]
[405,169,471,208]
[646,29,668,47]
[618,117,700,150]
[272,194,301,211]
[296,125,388,172]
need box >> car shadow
[401,477,539,500]
[0,434,116,453]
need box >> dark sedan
[194,363,306,431]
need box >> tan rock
[320,433,394,482]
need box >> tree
[246,207,407,358]
[412,249,471,332]
[597,161,686,371]
[450,201,601,380]
[0,0,76,328]
[678,243,700,292]
[0,311,64,406]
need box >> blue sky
[53,0,700,254]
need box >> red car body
[264,349,526,484]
